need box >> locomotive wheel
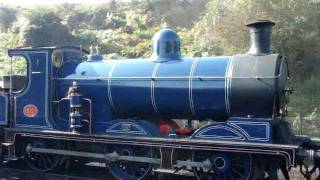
[24,140,62,172]
[192,151,252,180]
[105,145,153,180]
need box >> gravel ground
[281,168,320,180]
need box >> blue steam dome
[151,28,181,62]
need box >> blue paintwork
[52,54,272,143]
[0,94,8,125]
[191,118,272,143]
[105,119,161,137]
[52,53,274,143]
[192,57,229,119]
[5,44,275,144]
[87,55,103,61]
[6,47,86,129]
[151,28,181,61]
[105,120,160,180]
[59,57,230,121]
[10,50,51,128]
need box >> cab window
[0,56,27,93]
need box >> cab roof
[8,46,89,57]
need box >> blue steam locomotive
[0,20,319,180]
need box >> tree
[188,0,320,117]
[20,10,74,47]
[66,10,90,31]
[0,6,16,33]
[191,0,320,79]
[89,7,109,29]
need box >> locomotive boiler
[61,21,287,121]
[0,20,319,180]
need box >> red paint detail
[176,128,194,135]
[155,119,181,134]
[23,104,38,118]
[159,125,172,134]
[155,119,194,135]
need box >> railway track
[0,160,196,180]
[0,159,313,180]
[0,162,317,180]
[0,160,109,180]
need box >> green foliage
[0,6,16,33]
[0,32,21,75]
[288,73,320,118]
[20,9,73,47]
[188,0,320,118]
[190,0,320,79]
[73,29,100,46]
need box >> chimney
[246,20,275,55]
